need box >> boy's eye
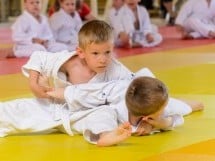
[105,51,111,55]
[92,52,99,55]
[147,117,154,121]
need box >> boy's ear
[76,47,85,59]
[141,116,148,121]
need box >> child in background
[48,0,95,21]
[107,0,133,48]
[124,0,162,47]
[175,0,215,39]
[49,0,83,51]
[107,0,162,48]
[11,0,67,58]
[0,20,134,139]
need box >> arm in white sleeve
[175,0,194,26]
[140,7,153,36]
[22,51,48,77]
[22,50,73,78]
[161,114,184,131]
[64,81,127,111]
[42,16,54,41]
[108,8,125,40]
[49,13,63,40]
[11,17,33,45]
[64,84,109,112]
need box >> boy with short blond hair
[24,19,133,99]
[0,20,133,138]
[78,19,114,49]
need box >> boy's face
[142,100,167,121]
[60,0,76,14]
[125,0,140,9]
[113,0,124,8]
[24,0,41,16]
[77,41,114,73]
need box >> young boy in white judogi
[0,66,203,147]
[49,0,83,51]
[0,20,134,139]
[45,69,203,146]
[107,0,162,48]
[107,0,133,47]
[175,0,215,39]
[11,0,67,58]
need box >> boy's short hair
[78,20,114,49]
[24,0,41,3]
[125,76,168,116]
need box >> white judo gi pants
[0,98,117,144]
[0,98,192,144]
[183,17,215,38]
[14,41,67,57]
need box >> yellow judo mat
[0,44,215,161]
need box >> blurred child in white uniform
[49,0,83,51]
[175,0,215,39]
[107,0,162,48]
[11,0,67,57]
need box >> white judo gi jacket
[0,50,134,138]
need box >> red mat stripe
[0,26,215,75]
[0,28,12,43]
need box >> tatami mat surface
[142,139,215,161]
[0,26,215,161]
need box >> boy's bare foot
[208,31,215,38]
[0,48,15,59]
[97,122,132,147]
[131,42,142,48]
[181,99,204,112]
[182,33,194,40]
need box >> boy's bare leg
[183,33,194,40]
[97,122,132,147]
[0,48,15,59]
[181,99,204,112]
[208,31,215,38]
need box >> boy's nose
[99,54,108,62]
[33,3,39,7]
